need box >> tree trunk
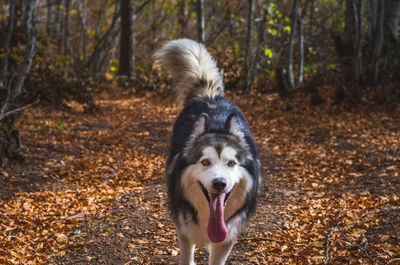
[46,0,53,35]
[0,0,16,90]
[383,0,400,43]
[247,0,269,91]
[46,0,53,59]
[77,1,88,62]
[55,0,64,54]
[87,0,120,77]
[12,0,38,101]
[367,0,377,39]
[0,0,38,162]
[63,0,71,72]
[287,0,299,89]
[95,0,109,41]
[297,3,304,84]
[242,0,254,90]
[178,0,188,35]
[119,0,136,79]
[371,0,384,82]
[351,0,363,99]
[196,0,205,43]
[340,0,363,102]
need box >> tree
[241,0,254,91]
[119,0,136,80]
[337,0,363,102]
[370,0,384,82]
[244,0,269,91]
[196,0,205,43]
[63,0,71,73]
[286,0,300,89]
[178,0,188,35]
[0,0,39,162]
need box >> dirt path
[1,89,399,264]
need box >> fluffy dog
[154,39,260,265]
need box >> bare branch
[0,97,40,122]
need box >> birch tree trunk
[287,0,299,89]
[297,4,304,84]
[119,0,136,79]
[196,0,205,43]
[0,0,38,162]
[12,0,39,100]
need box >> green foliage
[56,118,66,131]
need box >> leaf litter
[0,87,399,264]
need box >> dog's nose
[212,178,227,192]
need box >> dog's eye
[227,160,236,167]
[201,159,211,166]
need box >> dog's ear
[183,113,209,157]
[225,113,246,141]
[193,113,210,136]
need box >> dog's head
[181,113,253,242]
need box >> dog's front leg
[208,241,234,265]
[178,232,196,265]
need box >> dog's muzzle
[198,181,232,205]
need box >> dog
[154,39,261,265]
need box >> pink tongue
[207,193,227,243]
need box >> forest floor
[1,87,400,264]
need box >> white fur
[178,145,253,264]
[153,38,224,105]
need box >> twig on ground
[335,218,377,264]
[324,206,344,264]
[105,155,124,180]
[325,206,378,264]
[335,223,377,264]
[259,237,284,243]
[324,227,338,264]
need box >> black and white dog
[154,39,260,265]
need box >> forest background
[0,0,399,157]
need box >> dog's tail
[154,38,224,106]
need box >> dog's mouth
[198,181,232,243]
[198,181,231,205]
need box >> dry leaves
[1,87,399,264]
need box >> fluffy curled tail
[153,38,224,106]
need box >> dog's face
[198,145,240,194]
[183,113,251,195]
[180,113,253,242]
